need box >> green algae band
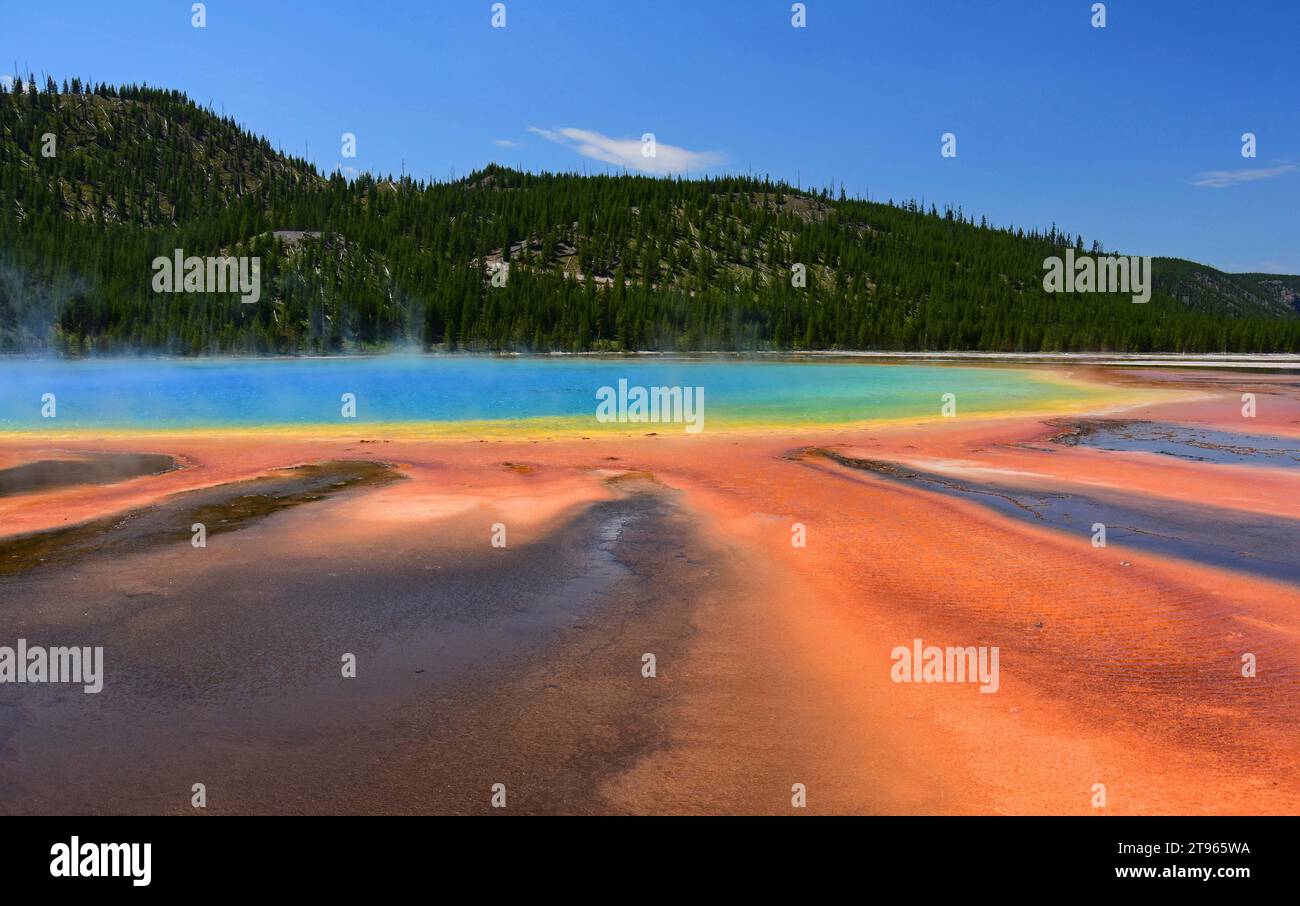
[0,460,400,576]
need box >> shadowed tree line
[2,78,1297,355]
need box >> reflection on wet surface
[1050,419,1300,469]
[0,452,177,497]
[801,447,1300,585]
[0,473,712,814]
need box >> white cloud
[1,75,39,94]
[492,139,524,148]
[1191,163,1297,188]
[527,126,723,175]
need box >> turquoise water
[0,356,1094,431]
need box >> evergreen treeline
[2,78,1298,355]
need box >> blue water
[0,356,1088,430]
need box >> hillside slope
[1152,258,1299,319]
[2,79,1298,355]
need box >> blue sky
[4,0,1298,273]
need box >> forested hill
[2,78,1298,355]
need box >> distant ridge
[2,78,1297,355]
